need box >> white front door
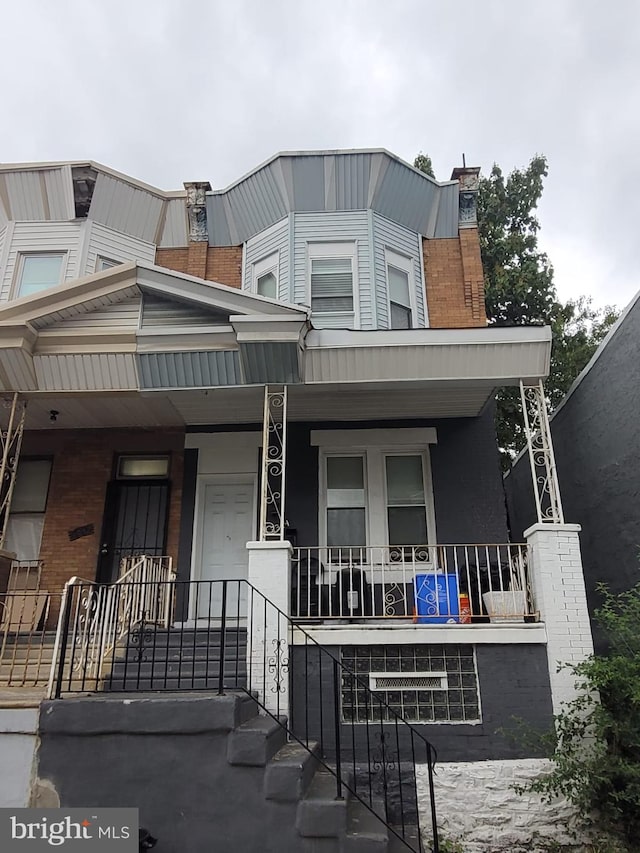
[196,479,255,619]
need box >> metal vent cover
[368,671,448,691]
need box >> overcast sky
[1,0,638,310]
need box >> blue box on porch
[414,573,459,623]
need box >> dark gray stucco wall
[505,297,640,649]
[290,643,553,762]
[284,406,508,548]
[35,695,303,853]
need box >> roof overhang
[0,264,552,425]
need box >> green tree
[413,152,435,178]
[414,153,619,463]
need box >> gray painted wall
[290,644,553,762]
[0,707,38,807]
[285,407,508,548]
[505,296,640,649]
[35,695,304,853]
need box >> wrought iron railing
[47,556,175,690]
[49,577,440,852]
[291,543,532,622]
[0,588,63,687]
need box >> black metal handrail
[50,577,440,852]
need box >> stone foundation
[417,759,587,851]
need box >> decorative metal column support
[259,385,287,541]
[520,380,564,524]
[0,393,26,549]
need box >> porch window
[252,252,279,300]
[326,456,366,547]
[5,458,52,561]
[16,253,65,297]
[385,455,428,545]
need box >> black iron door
[97,480,169,583]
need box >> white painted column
[246,540,292,719]
[525,523,594,714]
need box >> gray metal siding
[242,217,289,299]
[207,152,456,246]
[90,173,164,243]
[138,350,241,388]
[239,342,300,384]
[372,212,426,328]
[4,171,46,220]
[141,293,230,328]
[49,297,142,331]
[159,198,188,247]
[292,210,371,329]
[43,166,75,220]
[34,353,139,391]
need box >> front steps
[226,699,421,852]
[105,627,247,692]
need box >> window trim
[96,256,121,272]
[14,252,68,299]
[252,251,280,300]
[385,248,416,329]
[318,439,436,550]
[307,241,359,328]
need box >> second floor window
[17,253,65,297]
[386,250,414,329]
[309,243,357,325]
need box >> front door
[195,480,255,619]
[97,480,169,583]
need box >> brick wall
[156,245,242,289]
[19,429,185,596]
[423,229,487,328]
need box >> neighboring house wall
[155,245,242,289]
[19,429,185,596]
[423,228,486,328]
[83,221,156,273]
[0,707,38,808]
[505,294,640,649]
[0,222,84,302]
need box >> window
[252,252,279,300]
[96,256,121,272]
[308,243,357,323]
[17,254,65,297]
[117,455,169,479]
[385,250,414,329]
[316,431,436,549]
[385,455,428,545]
[5,459,52,561]
[326,456,366,547]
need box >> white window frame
[14,252,68,299]
[385,248,416,329]
[252,251,279,299]
[96,256,121,272]
[317,439,437,551]
[307,241,359,328]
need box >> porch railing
[47,556,175,690]
[291,543,532,622]
[0,588,63,687]
[49,577,440,851]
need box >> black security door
[97,480,169,583]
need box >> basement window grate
[369,672,448,691]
